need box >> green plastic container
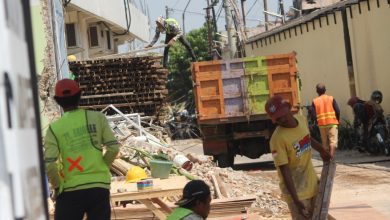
[149,160,173,179]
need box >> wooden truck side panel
[192,52,299,124]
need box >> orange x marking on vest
[67,156,84,172]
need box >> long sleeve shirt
[44,109,119,190]
[311,98,340,123]
[150,19,183,46]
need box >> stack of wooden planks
[110,196,256,220]
[69,55,168,115]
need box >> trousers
[163,34,197,67]
[55,187,110,220]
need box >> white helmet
[156,16,166,26]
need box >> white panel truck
[0,0,48,219]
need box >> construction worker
[347,96,368,150]
[167,180,211,220]
[44,79,119,220]
[145,16,197,68]
[312,83,340,158]
[265,95,331,220]
[365,90,385,132]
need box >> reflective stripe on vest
[165,18,179,34]
[50,109,110,190]
[313,95,339,126]
[167,207,193,220]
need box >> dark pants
[164,34,197,67]
[55,188,110,220]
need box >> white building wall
[69,0,149,42]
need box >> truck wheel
[215,153,234,168]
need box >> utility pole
[263,0,269,31]
[165,6,170,18]
[224,0,237,58]
[205,0,213,56]
[241,0,246,29]
[211,4,218,33]
[279,0,285,23]
[182,0,191,34]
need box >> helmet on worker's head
[67,55,77,62]
[265,95,291,123]
[371,90,383,104]
[126,166,148,182]
[54,78,81,98]
[156,16,166,27]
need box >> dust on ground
[173,139,390,219]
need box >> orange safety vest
[313,95,339,126]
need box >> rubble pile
[189,163,289,217]
[108,110,288,218]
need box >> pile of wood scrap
[110,196,257,220]
[104,107,288,219]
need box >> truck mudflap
[203,139,228,156]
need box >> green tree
[167,24,213,112]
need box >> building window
[106,31,112,50]
[88,26,99,47]
[66,23,77,47]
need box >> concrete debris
[108,112,288,218]
[189,163,289,217]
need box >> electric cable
[246,0,259,16]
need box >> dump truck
[191,53,300,167]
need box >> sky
[145,0,293,37]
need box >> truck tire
[215,153,234,168]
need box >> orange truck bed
[192,52,300,125]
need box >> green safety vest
[165,18,179,34]
[50,109,110,191]
[167,207,193,220]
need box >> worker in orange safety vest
[312,83,340,159]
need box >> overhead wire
[246,0,259,16]
[216,2,223,22]
[170,8,261,22]
[171,0,181,9]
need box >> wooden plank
[110,176,188,203]
[211,175,223,199]
[151,198,173,213]
[215,173,228,198]
[111,196,257,220]
[312,161,336,220]
[139,199,167,220]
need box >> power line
[171,0,181,9]
[171,8,261,22]
[246,0,259,16]
[216,2,223,22]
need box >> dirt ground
[325,150,390,219]
[173,139,390,219]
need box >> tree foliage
[167,24,212,112]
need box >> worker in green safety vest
[44,79,119,220]
[146,16,197,68]
[167,180,212,220]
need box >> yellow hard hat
[67,55,77,62]
[126,166,147,182]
